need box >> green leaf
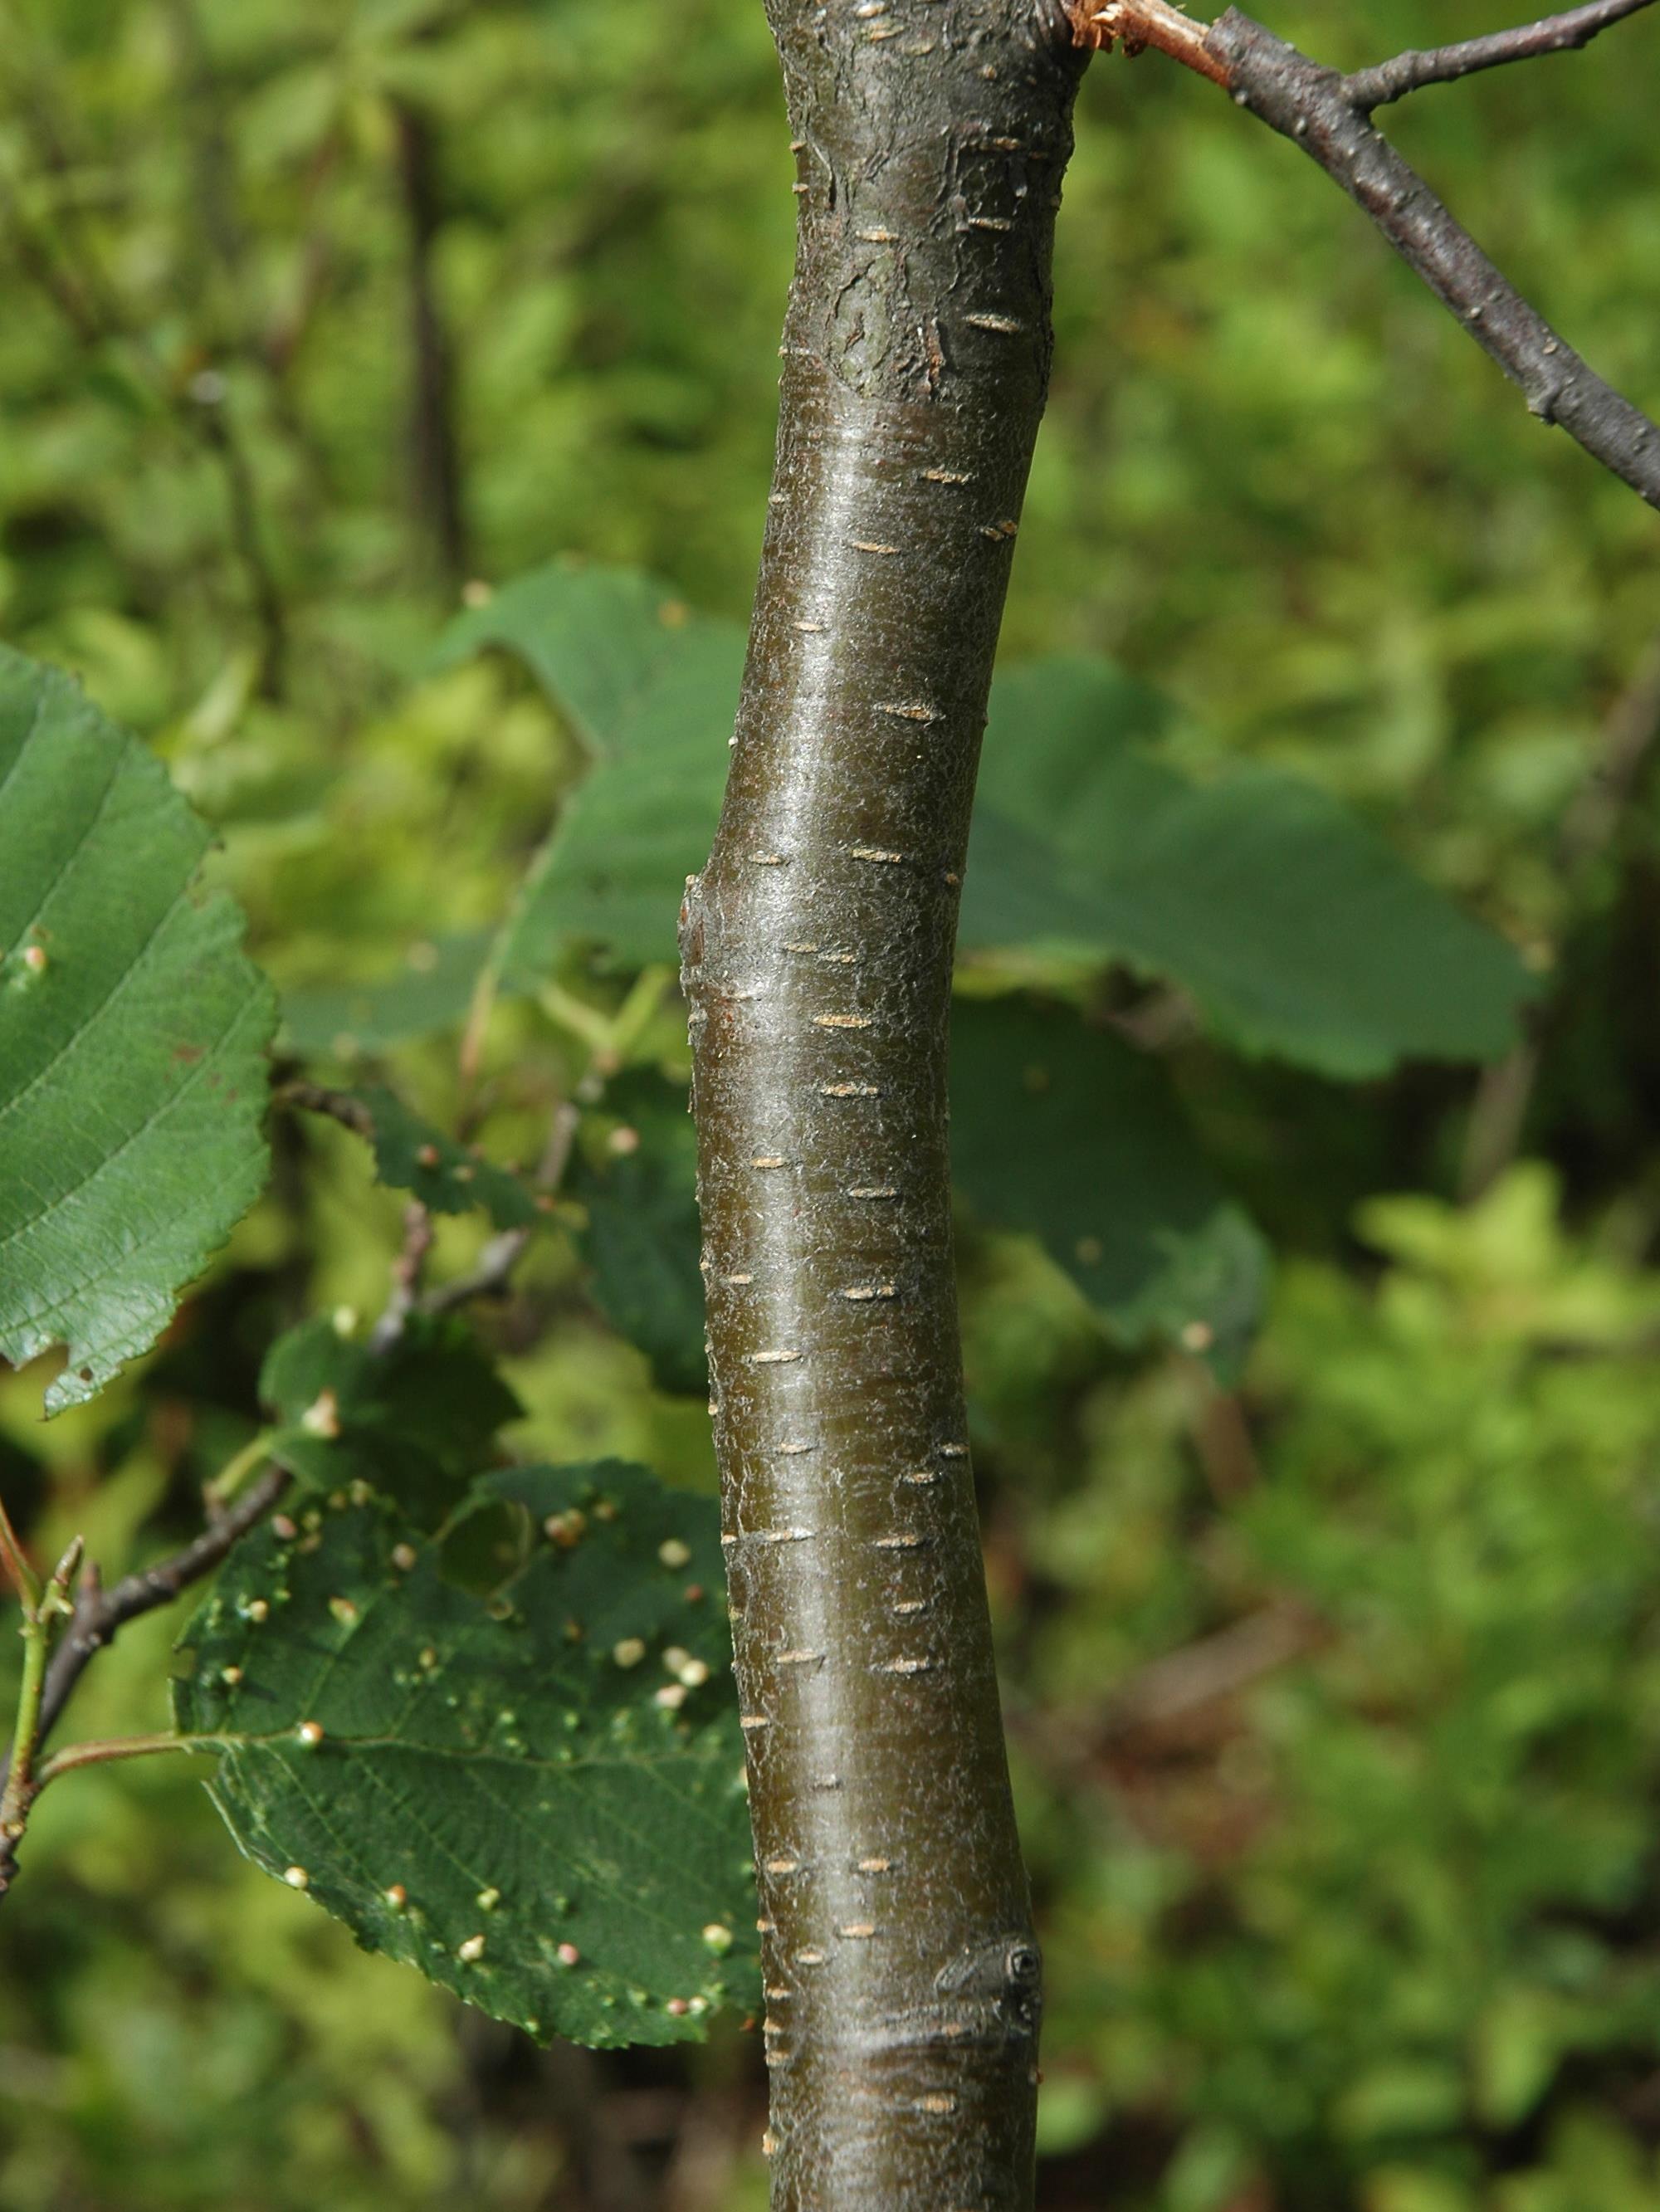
[172,1460,755,2048]
[280,930,493,1058]
[438,572,1527,1074]
[261,1314,523,1526]
[435,564,742,974]
[964,658,1533,1077]
[0,648,276,1414]
[352,1083,542,1230]
[432,564,709,748]
[569,1072,706,1396]
[950,997,1269,1375]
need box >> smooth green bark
[682,5,1084,2202]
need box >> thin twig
[392,97,469,590]
[1461,628,1660,1196]
[1189,1382,1262,1502]
[417,1226,534,1320]
[1072,1,1660,511]
[276,1078,377,1139]
[0,1497,38,1609]
[1006,1600,1326,1779]
[1075,0,1231,81]
[0,56,291,696]
[1099,1599,1323,1739]
[286,1072,576,1348]
[6,1469,286,1777]
[0,1464,287,1895]
[416,1098,580,1321]
[1344,0,1658,110]
[1458,1039,1542,1199]
[167,0,251,304]
[0,183,104,344]
[1560,631,1660,869]
[189,378,289,700]
[369,1201,437,1353]
[0,1549,61,1838]
[457,947,505,1109]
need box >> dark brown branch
[1099,1601,1322,1739]
[0,186,105,345]
[0,60,292,697]
[277,1078,377,1138]
[281,1084,441,1347]
[1074,0,1231,80]
[1344,0,1658,111]
[393,99,469,591]
[417,1226,531,1317]
[0,1466,288,1895]
[1460,627,1660,1196]
[1073,1,1660,512]
[369,1202,437,1353]
[1559,630,1660,869]
[403,1101,577,1335]
[261,134,340,380]
[167,0,251,300]
[283,1075,574,1345]
[189,375,290,699]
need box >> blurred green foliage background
[1,1,1658,2206]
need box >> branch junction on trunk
[1072,0,1660,510]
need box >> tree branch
[392,97,470,592]
[1460,626,1660,1196]
[0,1065,579,1873]
[1344,0,1658,111]
[0,1464,287,1896]
[1559,628,1660,869]
[0,53,292,698]
[682,10,1084,2199]
[414,1097,579,1320]
[1076,0,1231,81]
[1072,1,1660,512]
[276,1078,377,1138]
[188,374,290,700]
[368,1200,437,1353]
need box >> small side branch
[0,1464,287,1895]
[188,377,290,701]
[1074,0,1230,82]
[1345,0,1658,111]
[1072,1,1660,513]
[417,1098,580,1321]
[368,1201,438,1351]
[276,1078,377,1139]
[392,98,469,591]
[14,1465,286,1767]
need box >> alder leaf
[434,564,741,974]
[172,1459,755,2048]
[0,647,276,1413]
[569,1072,707,1396]
[281,930,492,1059]
[964,659,1534,1077]
[436,571,1528,1075]
[261,1314,523,1526]
[353,1083,542,1229]
[950,997,1269,1375]
[432,564,708,745]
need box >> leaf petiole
[203,1429,276,1508]
[0,1497,41,1615]
[32,1731,227,1792]
[1,1534,85,1839]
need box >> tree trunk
[681,6,1083,2204]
